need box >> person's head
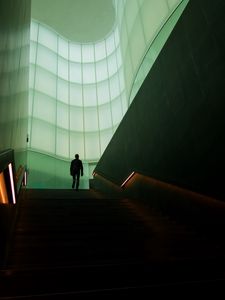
[75,154,79,159]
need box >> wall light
[23,170,27,186]
[0,171,9,204]
[8,163,16,204]
[121,171,135,188]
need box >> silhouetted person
[70,154,83,190]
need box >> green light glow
[27,0,188,188]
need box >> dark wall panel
[95,0,225,200]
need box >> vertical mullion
[68,41,70,159]
[29,22,39,148]
[81,44,86,160]
[55,35,59,156]
[123,0,134,106]
[104,40,114,134]
[113,29,124,118]
[93,44,101,156]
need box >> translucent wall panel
[32,92,55,124]
[168,0,180,9]
[124,0,139,36]
[56,128,69,157]
[30,41,37,64]
[100,129,113,153]
[98,104,112,130]
[58,57,69,80]
[57,79,68,104]
[85,132,100,159]
[94,40,106,61]
[29,64,35,88]
[111,96,123,125]
[121,91,128,114]
[29,0,187,167]
[106,33,115,56]
[140,1,169,42]
[57,102,69,129]
[30,21,38,41]
[58,37,68,58]
[107,53,118,77]
[83,84,97,106]
[35,67,56,98]
[69,43,81,62]
[38,25,57,52]
[70,62,82,83]
[109,74,120,99]
[96,59,108,82]
[31,119,55,153]
[70,106,83,132]
[70,83,82,106]
[27,150,90,189]
[97,81,110,105]
[70,132,84,158]
[82,44,94,63]
[29,0,188,187]
[84,107,99,132]
[118,68,125,90]
[119,0,184,102]
[129,17,146,70]
[129,0,189,102]
[37,44,57,74]
[82,63,95,84]
[114,28,120,48]
[116,47,122,68]
[28,90,34,117]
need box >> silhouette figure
[70,154,83,190]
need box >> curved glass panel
[29,20,125,164]
[28,0,189,188]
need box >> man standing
[70,154,83,190]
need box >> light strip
[8,163,16,204]
[23,170,27,186]
[0,172,8,204]
[22,170,27,186]
[121,171,135,188]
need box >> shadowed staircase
[0,188,225,298]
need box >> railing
[92,170,225,234]
[0,149,26,205]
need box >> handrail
[93,170,225,208]
[0,149,17,204]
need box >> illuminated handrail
[121,171,135,188]
[92,170,136,189]
[0,149,17,204]
[93,170,225,209]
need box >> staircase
[0,188,225,298]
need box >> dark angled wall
[94,0,225,201]
[0,0,31,170]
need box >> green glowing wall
[27,0,186,188]
[28,20,126,161]
[117,0,186,103]
[0,0,31,171]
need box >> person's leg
[72,174,76,189]
[76,173,80,190]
